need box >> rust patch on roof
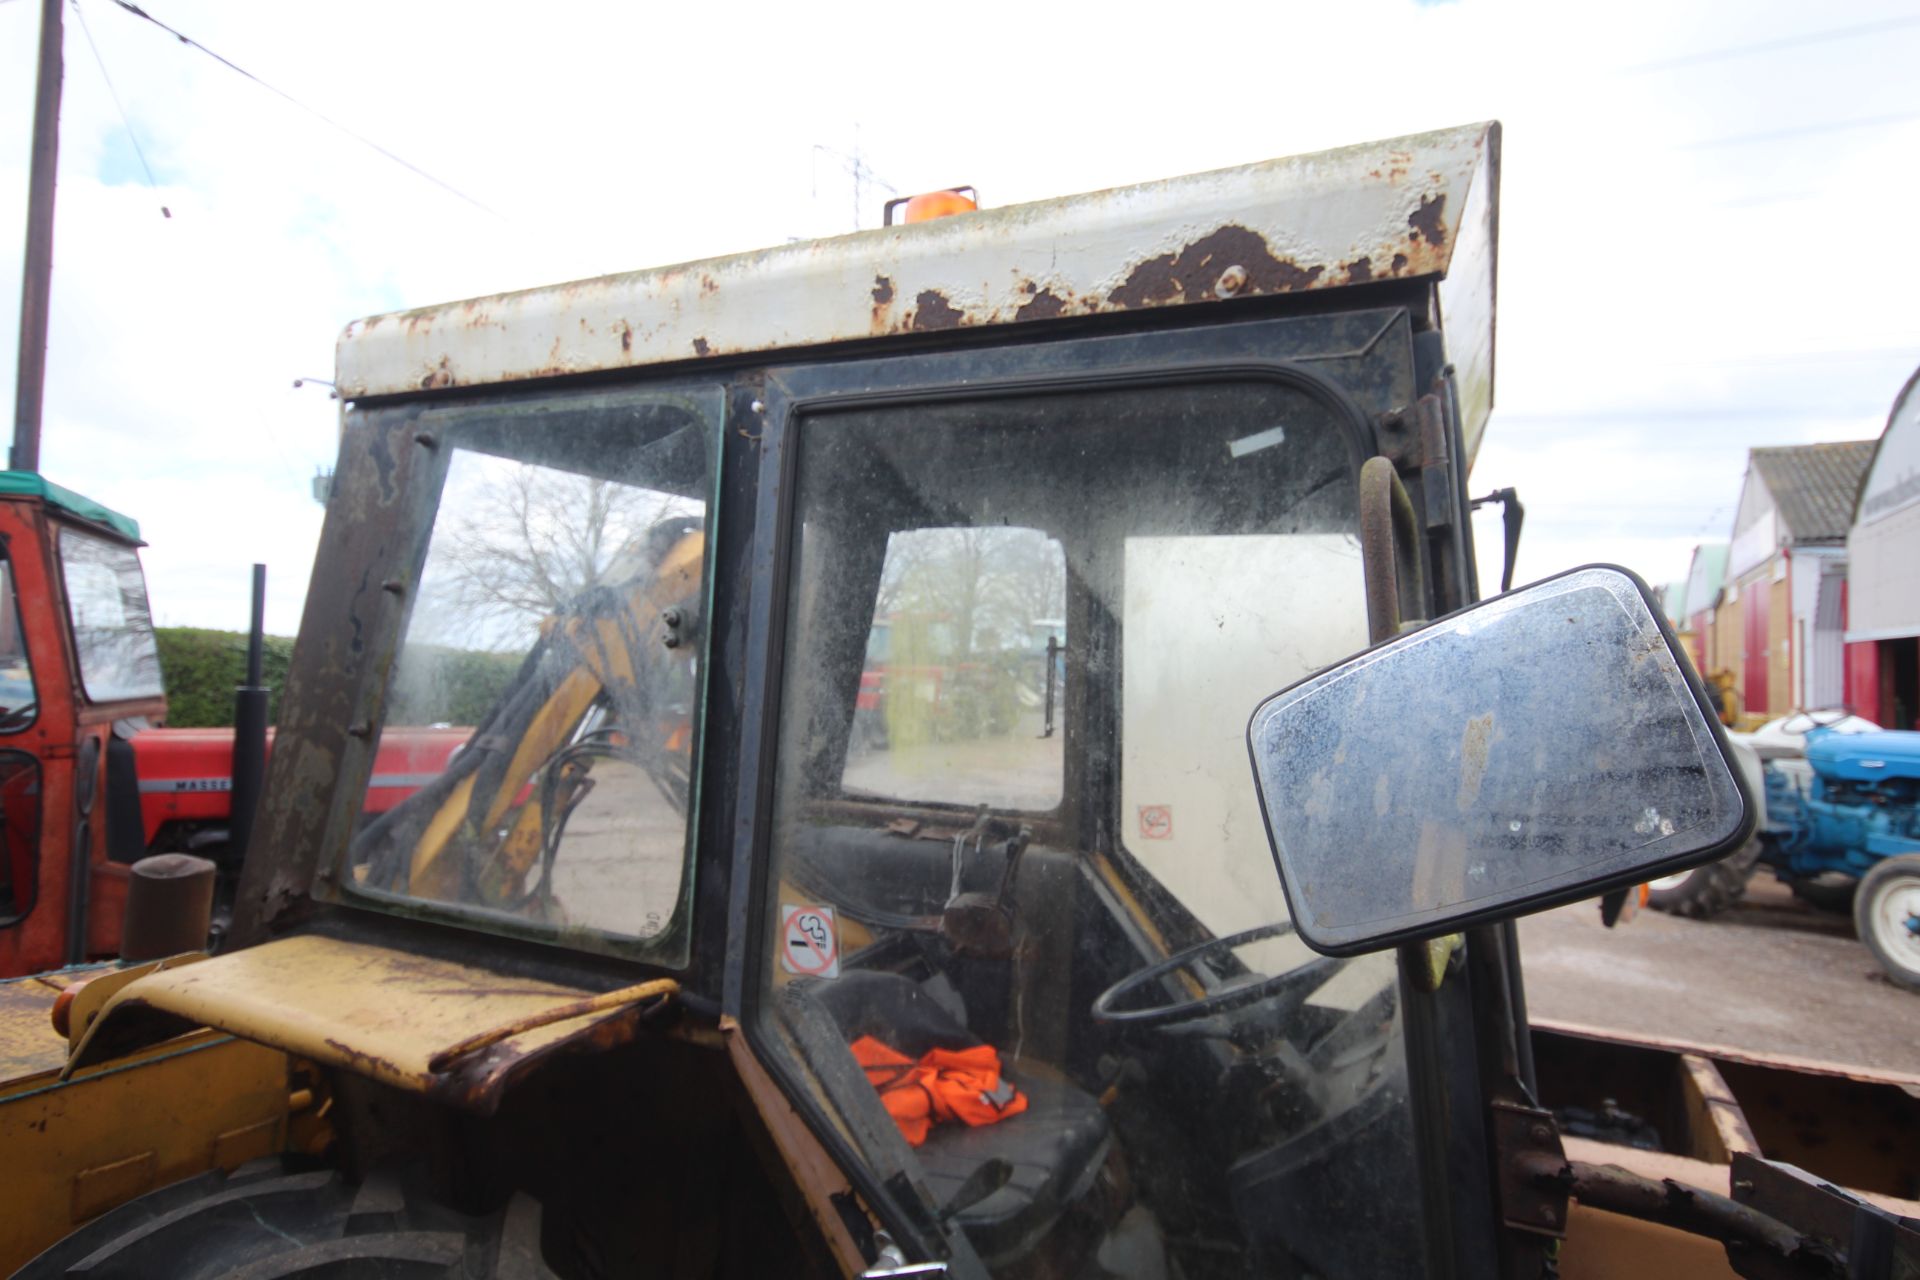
[1109,225,1324,309]
[1408,193,1448,249]
[871,275,894,305]
[911,289,964,332]
[1016,288,1068,322]
[700,274,719,297]
[619,322,633,353]
[418,357,456,391]
[1392,252,1410,273]
[691,337,712,357]
[1346,256,1374,284]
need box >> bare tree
[878,526,1064,657]
[425,460,697,649]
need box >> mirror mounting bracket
[1491,1099,1571,1241]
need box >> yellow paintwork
[70,932,652,1099]
[406,530,705,902]
[0,970,297,1275]
[0,968,96,1081]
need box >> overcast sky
[3,0,1918,636]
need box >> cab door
[730,310,1497,1277]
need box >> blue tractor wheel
[1854,854,1920,992]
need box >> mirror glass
[1247,566,1750,955]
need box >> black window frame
[306,379,729,970]
[724,308,1476,1271]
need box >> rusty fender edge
[63,933,679,1115]
[1524,1156,1849,1278]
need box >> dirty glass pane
[841,528,1066,811]
[761,378,1428,1277]
[58,528,163,703]
[339,388,719,965]
[0,558,38,734]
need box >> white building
[1845,367,1920,728]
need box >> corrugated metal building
[1845,367,1920,728]
[1723,441,1875,718]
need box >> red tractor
[0,472,462,976]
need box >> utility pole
[12,0,64,475]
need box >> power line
[102,0,500,218]
[1625,13,1920,73]
[1681,109,1920,150]
[72,0,169,217]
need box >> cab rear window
[58,528,163,704]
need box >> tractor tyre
[1645,837,1760,920]
[1787,873,1859,914]
[16,1159,558,1279]
[1855,854,1920,992]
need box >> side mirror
[1247,566,1752,956]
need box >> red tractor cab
[0,472,166,974]
[0,474,466,976]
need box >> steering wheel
[1091,922,1340,1029]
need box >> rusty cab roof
[337,121,1500,463]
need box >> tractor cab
[217,121,1501,1278]
[53,124,1503,1276]
[0,472,165,973]
[27,118,1920,1280]
[19,121,1768,1280]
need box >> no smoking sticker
[1138,805,1173,839]
[780,904,840,978]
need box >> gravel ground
[1518,876,1920,1076]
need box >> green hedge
[154,628,296,728]
[156,628,521,729]
[385,644,523,727]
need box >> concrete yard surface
[1519,877,1920,1077]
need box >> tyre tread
[1646,839,1760,920]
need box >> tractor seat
[811,971,1114,1265]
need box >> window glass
[0,557,38,733]
[59,529,164,703]
[1121,532,1365,972]
[0,752,41,924]
[336,388,720,965]
[843,528,1066,811]
[761,378,1427,1277]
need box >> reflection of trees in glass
[436,463,698,639]
[873,527,1064,745]
[877,527,1064,659]
[393,458,700,723]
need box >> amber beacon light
[884,186,979,225]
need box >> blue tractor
[1759,728,1920,990]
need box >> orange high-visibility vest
[849,1035,1028,1147]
